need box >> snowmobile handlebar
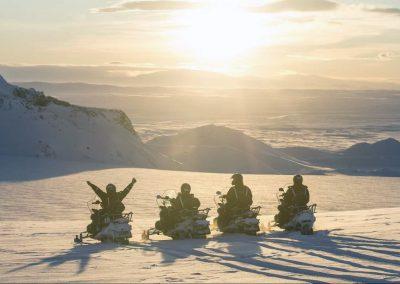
[198,208,211,215]
[156,195,171,200]
[229,206,261,219]
[180,208,210,214]
[103,212,133,222]
[214,191,227,206]
[308,204,317,213]
[288,204,317,213]
[250,206,262,215]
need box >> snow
[0,158,399,282]
[0,75,15,95]
[0,77,162,167]
[1,209,399,282]
[147,124,319,174]
[0,75,399,282]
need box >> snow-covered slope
[281,138,400,176]
[0,158,399,282]
[147,125,320,174]
[0,75,163,167]
[342,138,400,160]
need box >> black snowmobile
[274,186,317,235]
[214,191,261,235]
[74,197,133,244]
[144,190,211,240]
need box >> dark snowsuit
[217,185,253,228]
[171,193,201,211]
[156,193,201,233]
[86,181,134,235]
[275,185,310,228]
[226,185,253,210]
[284,185,309,208]
[87,182,134,216]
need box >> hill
[281,138,400,176]
[0,75,171,168]
[147,124,319,174]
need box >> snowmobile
[214,191,261,235]
[274,186,317,235]
[144,190,211,240]
[74,197,133,244]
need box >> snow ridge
[0,75,160,167]
[147,124,322,174]
[0,75,15,95]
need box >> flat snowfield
[1,209,399,283]
[0,157,399,282]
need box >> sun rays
[172,2,267,69]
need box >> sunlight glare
[175,3,265,65]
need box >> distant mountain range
[147,124,322,174]
[2,74,400,176]
[282,139,400,176]
[14,81,174,96]
[148,124,400,176]
[12,69,400,90]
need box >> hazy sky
[0,0,399,83]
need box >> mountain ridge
[0,75,174,168]
[148,124,400,176]
[147,124,322,174]
[4,68,400,90]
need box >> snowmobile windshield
[214,190,227,206]
[163,190,177,199]
[87,195,102,213]
[276,184,290,203]
[156,190,177,207]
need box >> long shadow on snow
[127,230,400,283]
[7,242,118,274]
[261,230,400,281]
[8,230,400,281]
[126,235,317,283]
[0,155,119,182]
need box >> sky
[0,0,399,84]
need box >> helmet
[293,175,303,185]
[106,183,117,194]
[231,173,243,186]
[181,183,191,194]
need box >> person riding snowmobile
[86,178,136,235]
[171,183,201,211]
[226,174,253,210]
[217,173,253,228]
[155,183,201,233]
[285,175,309,209]
[274,175,310,228]
[87,178,136,216]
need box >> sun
[173,3,264,67]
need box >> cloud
[94,1,202,13]
[97,0,339,14]
[378,51,400,61]
[253,0,338,13]
[322,29,400,49]
[365,7,400,16]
